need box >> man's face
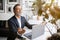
[14,6,22,16]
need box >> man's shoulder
[21,16,25,18]
[8,16,15,21]
[21,16,26,21]
[21,16,25,19]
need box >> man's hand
[22,28,25,34]
[18,28,25,35]
[18,28,22,34]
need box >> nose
[17,9,20,12]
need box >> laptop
[24,24,45,40]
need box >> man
[7,4,32,40]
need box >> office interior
[0,0,60,40]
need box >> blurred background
[0,0,60,40]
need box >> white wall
[0,0,35,20]
[0,0,20,20]
[0,13,14,20]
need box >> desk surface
[28,19,43,25]
[32,31,51,40]
[22,20,57,40]
[22,27,51,40]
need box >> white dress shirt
[15,16,22,36]
[17,18,21,28]
[15,16,21,28]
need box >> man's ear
[13,10,15,13]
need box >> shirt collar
[15,15,21,19]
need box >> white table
[28,19,43,25]
[22,19,57,40]
[22,27,51,40]
[32,27,51,40]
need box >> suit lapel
[13,16,24,28]
[13,16,19,28]
[21,16,25,28]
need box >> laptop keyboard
[24,32,32,39]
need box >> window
[0,0,5,13]
[8,0,18,4]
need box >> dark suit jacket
[8,16,32,34]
